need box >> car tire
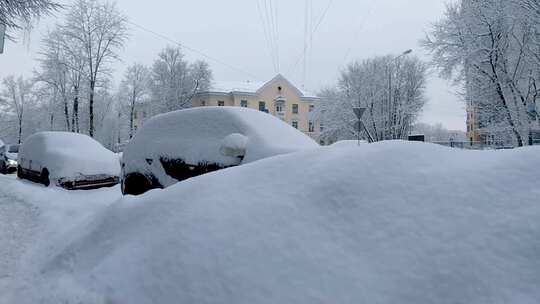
[122,173,153,195]
[41,168,50,187]
[0,162,6,175]
[17,165,24,179]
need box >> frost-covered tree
[150,46,212,113]
[0,76,34,143]
[62,0,128,137]
[119,63,150,139]
[315,55,428,143]
[423,0,540,146]
[0,0,60,39]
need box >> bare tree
[423,0,540,146]
[62,0,128,137]
[315,55,428,144]
[0,76,34,143]
[150,46,212,113]
[119,63,150,138]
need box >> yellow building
[192,74,321,139]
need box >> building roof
[204,74,319,99]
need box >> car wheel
[41,168,50,187]
[122,173,153,195]
[0,162,6,175]
[16,165,24,179]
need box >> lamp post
[386,49,413,140]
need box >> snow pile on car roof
[19,132,120,178]
[15,141,540,303]
[123,107,318,186]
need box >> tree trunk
[72,86,80,133]
[63,96,71,131]
[89,80,95,137]
[129,100,135,139]
[18,117,23,144]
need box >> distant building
[466,102,482,145]
[192,74,321,139]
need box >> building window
[309,104,315,112]
[241,100,248,107]
[292,104,299,114]
[259,101,266,112]
[309,121,315,132]
[201,100,206,106]
[276,103,284,113]
[320,122,324,132]
[292,120,298,129]
[218,101,225,107]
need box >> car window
[8,145,19,153]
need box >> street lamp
[386,49,413,140]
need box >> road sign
[353,107,366,119]
[0,23,5,54]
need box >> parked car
[0,144,20,174]
[121,107,319,195]
[18,132,120,190]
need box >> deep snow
[0,175,121,304]
[3,141,540,304]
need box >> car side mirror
[220,133,248,159]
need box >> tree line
[0,0,212,148]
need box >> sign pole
[352,107,374,144]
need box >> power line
[258,0,280,73]
[127,20,260,80]
[289,0,334,80]
[256,0,276,72]
[341,0,377,65]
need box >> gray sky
[0,0,465,131]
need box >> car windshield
[8,145,19,153]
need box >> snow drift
[12,141,540,303]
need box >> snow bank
[331,139,368,147]
[12,141,540,303]
[0,175,121,303]
[123,107,318,187]
[19,132,120,179]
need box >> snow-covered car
[17,132,120,190]
[121,106,318,195]
[0,144,19,174]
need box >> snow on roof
[22,141,540,303]
[207,74,319,99]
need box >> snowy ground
[0,175,121,304]
[1,141,539,303]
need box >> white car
[0,144,20,174]
[18,132,120,190]
[121,107,318,195]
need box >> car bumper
[58,175,120,190]
[4,160,18,173]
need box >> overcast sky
[0,0,465,131]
